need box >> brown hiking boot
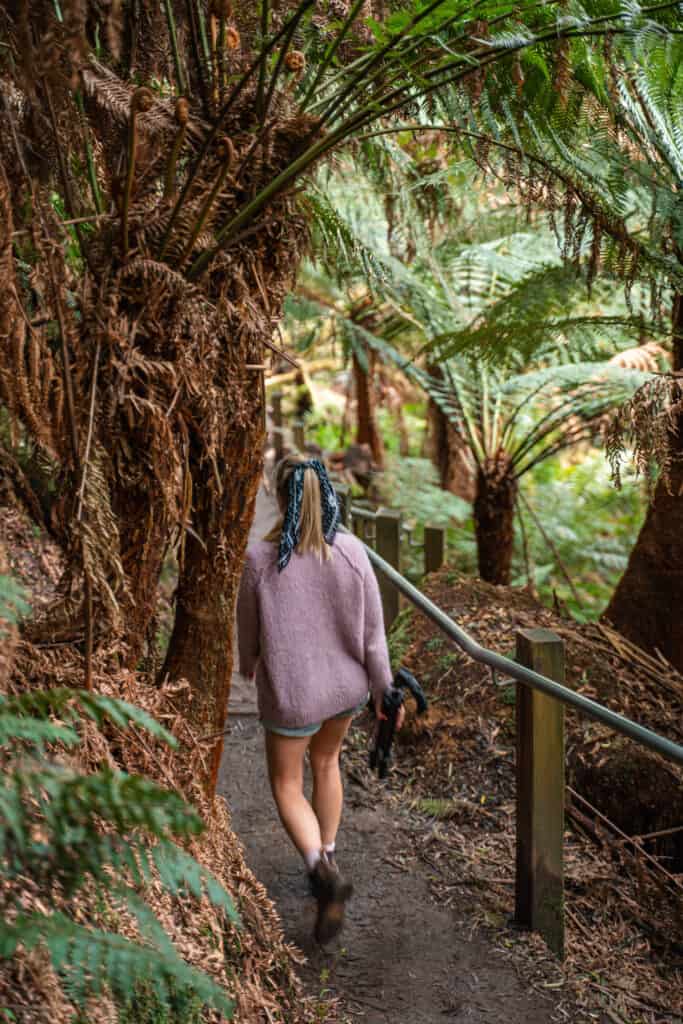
[308,852,353,945]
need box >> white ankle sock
[323,842,335,856]
[304,848,321,872]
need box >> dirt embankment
[384,569,683,1022]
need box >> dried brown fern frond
[77,443,127,632]
[0,165,65,462]
[605,374,683,491]
[81,62,175,136]
[608,341,668,374]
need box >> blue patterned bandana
[277,460,340,572]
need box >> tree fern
[0,687,239,1018]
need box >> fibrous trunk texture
[426,381,476,501]
[0,5,308,791]
[353,349,385,468]
[161,411,265,791]
[605,295,683,669]
[115,487,173,667]
[604,465,683,670]
[473,456,517,585]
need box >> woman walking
[237,454,404,944]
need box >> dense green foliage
[0,570,237,1021]
[288,162,657,598]
[381,447,645,619]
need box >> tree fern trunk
[353,349,384,468]
[116,488,171,668]
[425,370,476,501]
[604,293,683,669]
[161,411,265,794]
[473,458,517,585]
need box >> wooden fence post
[515,628,565,959]
[293,420,305,452]
[271,392,284,462]
[424,525,445,575]
[336,484,350,527]
[375,508,401,629]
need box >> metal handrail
[352,532,683,769]
[349,504,377,520]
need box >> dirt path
[219,716,564,1022]
[219,481,563,1022]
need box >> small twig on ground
[569,787,683,892]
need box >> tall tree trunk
[426,399,477,501]
[473,456,517,585]
[115,488,172,668]
[604,293,683,669]
[396,404,411,457]
[159,264,278,793]
[160,414,264,791]
[425,364,476,501]
[353,349,384,468]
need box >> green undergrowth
[0,572,238,1022]
[379,449,645,622]
[0,685,238,1019]
[387,606,413,671]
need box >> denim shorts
[261,696,368,738]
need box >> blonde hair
[265,455,332,562]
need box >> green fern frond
[503,361,653,397]
[0,688,178,749]
[0,691,238,1016]
[0,913,234,1017]
[305,186,392,287]
[0,714,80,749]
[0,575,30,632]
[152,843,241,925]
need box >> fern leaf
[1,689,178,748]
[76,693,179,749]
[0,913,234,1017]
[0,575,30,632]
[152,842,241,925]
[0,714,79,749]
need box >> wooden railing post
[424,525,445,575]
[375,509,401,628]
[271,392,284,462]
[335,484,350,527]
[293,419,305,452]
[515,628,565,959]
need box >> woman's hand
[375,696,406,730]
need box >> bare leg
[309,715,354,847]
[264,730,321,860]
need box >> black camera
[369,668,428,778]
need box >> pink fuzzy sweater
[236,532,393,728]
